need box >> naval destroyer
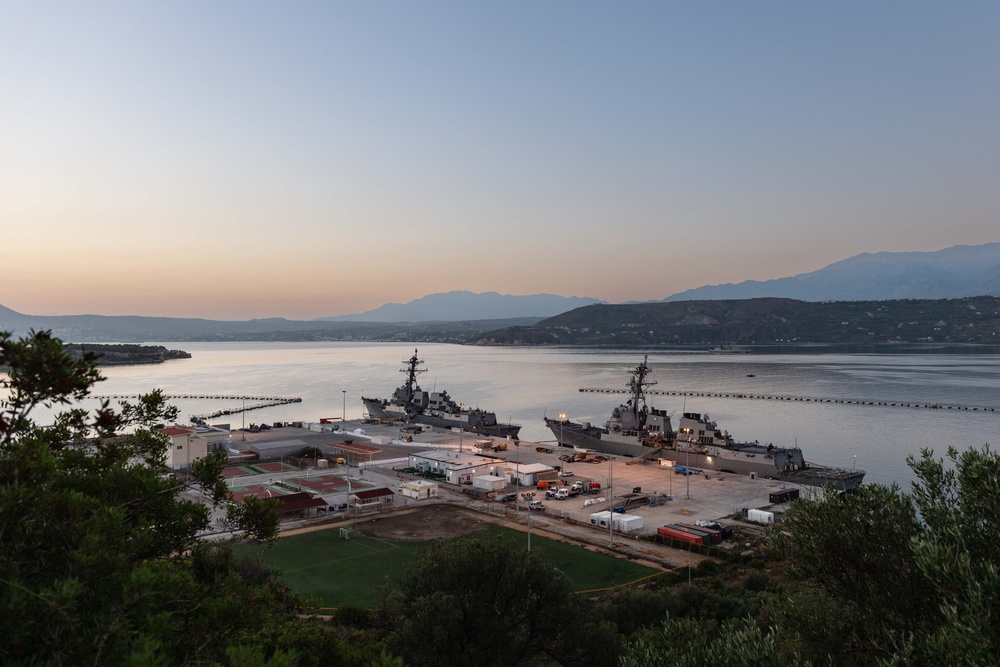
[362,350,521,438]
[544,356,865,491]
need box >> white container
[614,513,644,532]
[747,509,775,524]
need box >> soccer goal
[339,527,351,540]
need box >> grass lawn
[238,525,661,609]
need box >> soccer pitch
[238,525,661,609]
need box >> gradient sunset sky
[3,2,998,320]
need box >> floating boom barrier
[91,394,302,421]
[578,388,996,413]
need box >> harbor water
[11,342,1000,488]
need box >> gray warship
[544,356,865,491]
[362,350,521,438]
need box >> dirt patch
[280,503,706,570]
[352,504,491,541]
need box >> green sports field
[238,525,661,609]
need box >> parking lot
[340,420,809,535]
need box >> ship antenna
[401,349,426,403]
[628,354,657,418]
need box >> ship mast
[400,349,427,405]
[627,354,656,420]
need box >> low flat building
[407,450,505,485]
[400,480,438,500]
[472,474,508,492]
[506,462,557,487]
[351,487,395,511]
[274,492,328,518]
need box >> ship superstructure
[362,350,521,438]
[546,357,865,490]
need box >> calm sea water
[11,342,1000,488]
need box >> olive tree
[0,330,289,665]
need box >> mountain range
[315,291,604,322]
[2,243,999,343]
[663,243,1000,302]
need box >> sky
[2,1,999,320]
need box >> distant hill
[664,243,1000,302]
[0,306,543,344]
[316,291,606,322]
[470,296,1000,347]
[63,343,192,365]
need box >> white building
[472,474,508,492]
[505,462,557,487]
[400,479,439,500]
[159,425,230,469]
[407,450,505,485]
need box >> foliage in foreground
[377,532,585,667]
[766,445,1000,666]
[0,330,289,665]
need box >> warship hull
[546,418,863,491]
[365,398,521,438]
[544,418,658,458]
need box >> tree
[377,532,575,667]
[0,330,291,665]
[621,616,807,667]
[902,445,1000,666]
[767,445,1000,666]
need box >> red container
[676,522,723,544]
[657,526,707,545]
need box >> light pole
[686,446,691,500]
[342,390,346,424]
[521,491,535,552]
[609,456,615,546]
[515,440,521,517]
[345,474,352,515]
[241,398,246,441]
[558,413,566,446]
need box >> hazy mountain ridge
[4,244,999,344]
[471,296,1000,347]
[0,307,543,344]
[315,291,605,322]
[664,243,1000,302]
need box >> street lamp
[342,390,346,423]
[558,413,566,446]
[686,445,691,500]
[515,439,521,517]
[241,398,246,441]
[608,456,615,546]
[521,491,535,552]
[345,474,352,515]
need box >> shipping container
[769,488,800,503]
[676,522,723,544]
[657,526,707,545]
[699,521,734,539]
[667,524,713,544]
[747,509,775,524]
